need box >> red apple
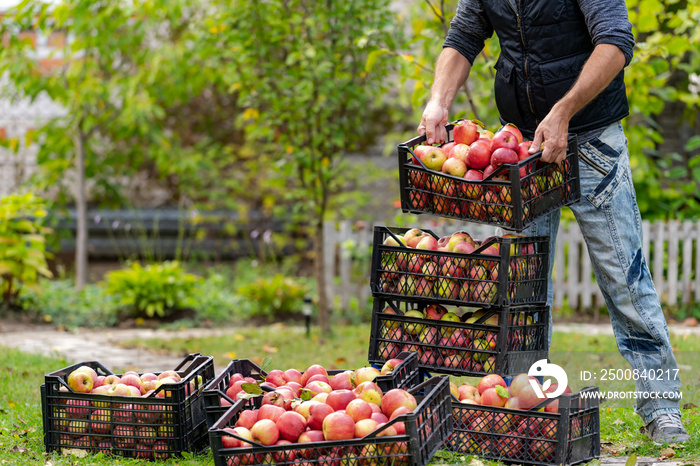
[380,389,417,419]
[307,402,334,431]
[500,123,523,143]
[415,236,438,251]
[329,371,356,391]
[403,228,429,248]
[283,369,302,385]
[354,418,379,438]
[265,370,287,387]
[509,373,532,398]
[67,371,94,393]
[491,147,519,169]
[477,374,507,395]
[481,386,509,407]
[354,367,380,385]
[353,381,383,406]
[465,140,491,170]
[441,141,456,155]
[452,120,481,145]
[300,364,328,386]
[258,404,285,423]
[450,143,470,164]
[345,399,373,423]
[517,140,533,161]
[235,409,259,429]
[380,358,404,375]
[491,130,519,152]
[326,389,357,412]
[322,412,355,441]
[276,411,306,442]
[442,157,467,177]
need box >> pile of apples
[449,373,577,462]
[413,121,531,179]
[407,120,567,223]
[219,361,420,454]
[378,227,538,304]
[52,365,196,459]
[377,304,536,374]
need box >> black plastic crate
[368,298,548,377]
[397,124,580,231]
[41,353,215,460]
[370,226,549,308]
[444,387,600,465]
[202,352,421,429]
[208,376,453,466]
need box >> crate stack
[364,122,601,465]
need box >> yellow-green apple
[508,373,532,398]
[346,399,373,423]
[441,311,461,324]
[153,378,178,398]
[354,366,380,385]
[107,383,130,397]
[88,409,111,434]
[102,374,120,387]
[380,389,417,418]
[301,364,328,386]
[419,326,440,345]
[73,366,98,385]
[251,419,279,446]
[435,279,459,300]
[307,402,334,430]
[483,356,496,373]
[462,170,484,199]
[451,143,470,164]
[222,426,251,448]
[449,381,460,400]
[67,419,88,434]
[424,304,448,320]
[422,261,439,281]
[415,236,438,251]
[353,381,383,406]
[382,235,405,248]
[403,310,425,335]
[419,146,448,171]
[465,140,491,169]
[353,418,379,438]
[442,157,467,177]
[276,411,306,442]
[477,374,507,394]
[67,370,94,393]
[452,120,481,145]
[322,412,355,441]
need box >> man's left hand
[528,107,570,164]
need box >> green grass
[1,328,698,465]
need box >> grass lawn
[1,326,698,465]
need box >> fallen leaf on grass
[262,346,278,354]
[669,443,685,449]
[467,459,486,466]
[658,448,675,459]
[682,402,697,409]
[9,446,28,454]
[613,418,625,426]
[61,448,88,458]
[625,453,637,466]
[44,461,53,466]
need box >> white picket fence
[322,219,700,311]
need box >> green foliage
[0,193,53,307]
[188,273,253,325]
[236,274,308,321]
[103,261,200,319]
[18,279,120,329]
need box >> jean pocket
[579,123,627,208]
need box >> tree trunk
[314,219,331,335]
[74,129,88,289]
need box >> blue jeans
[522,121,681,425]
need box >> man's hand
[529,106,570,164]
[418,101,449,145]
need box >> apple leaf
[495,385,509,399]
[261,358,272,373]
[238,392,261,400]
[299,388,317,401]
[241,383,263,395]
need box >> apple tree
[203,0,398,333]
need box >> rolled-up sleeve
[578,0,635,66]
[442,0,494,65]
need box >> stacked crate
[363,122,600,465]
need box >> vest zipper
[507,1,537,121]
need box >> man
[418,0,688,444]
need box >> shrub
[19,279,120,329]
[236,274,308,320]
[103,261,200,319]
[189,273,254,325]
[0,193,53,309]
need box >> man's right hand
[417,101,449,145]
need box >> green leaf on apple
[238,392,261,400]
[299,388,317,401]
[495,385,510,399]
[241,383,263,395]
[261,357,273,373]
